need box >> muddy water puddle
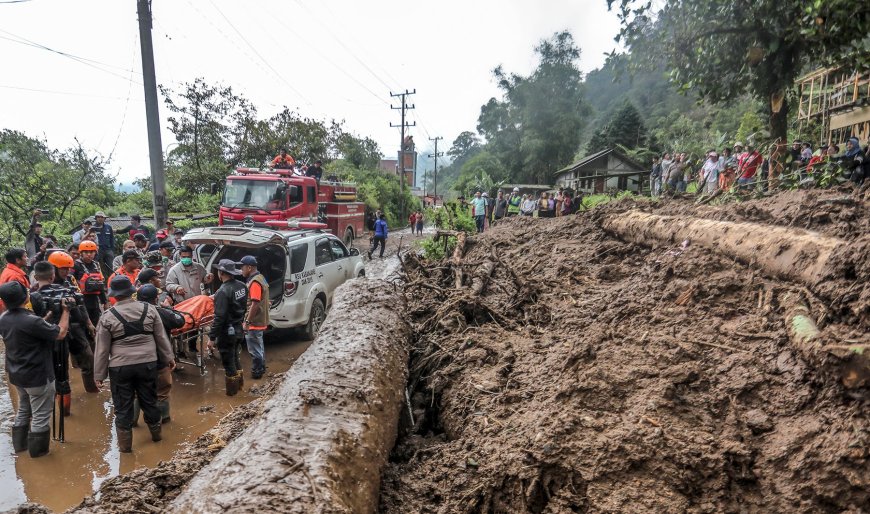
[0,331,310,512]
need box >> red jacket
[737,151,762,179]
[0,263,30,312]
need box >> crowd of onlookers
[456,187,584,233]
[649,137,869,196]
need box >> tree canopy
[607,0,870,140]
[476,31,589,184]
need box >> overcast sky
[0,0,622,187]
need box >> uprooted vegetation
[381,187,870,513]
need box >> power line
[292,0,396,93]
[391,89,416,218]
[106,33,139,163]
[206,0,311,106]
[0,30,143,84]
[0,84,128,99]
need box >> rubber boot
[132,399,141,427]
[148,423,162,442]
[225,374,239,397]
[81,372,100,393]
[61,393,71,417]
[12,425,29,453]
[236,370,244,390]
[27,430,50,458]
[117,429,133,453]
[157,400,171,424]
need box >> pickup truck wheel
[302,298,326,340]
[344,227,354,247]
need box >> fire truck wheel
[343,227,354,247]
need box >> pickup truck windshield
[223,179,285,210]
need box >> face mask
[181,257,193,266]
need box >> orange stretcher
[170,295,215,375]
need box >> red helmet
[79,241,98,252]
[48,251,75,269]
[156,229,167,239]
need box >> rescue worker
[46,253,99,393]
[107,250,142,305]
[117,214,151,241]
[271,149,296,170]
[73,241,107,327]
[165,246,211,302]
[94,276,175,453]
[507,188,522,217]
[208,260,247,396]
[0,248,30,313]
[0,281,70,458]
[135,284,184,424]
[239,255,268,379]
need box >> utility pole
[136,0,168,229]
[390,89,415,221]
[428,136,443,203]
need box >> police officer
[136,284,184,424]
[94,276,175,453]
[208,259,247,396]
[0,281,70,457]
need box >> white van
[183,226,365,338]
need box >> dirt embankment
[380,189,869,513]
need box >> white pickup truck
[183,226,366,338]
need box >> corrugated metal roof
[554,147,646,175]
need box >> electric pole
[428,136,443,203]
[136,0,168,229]
[390,89,415,220]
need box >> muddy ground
[380,187,869,513]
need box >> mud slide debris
[380,189,869,513]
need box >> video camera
[37,285,83,318]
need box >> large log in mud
[601,211,843,287]
[171,279,409,513]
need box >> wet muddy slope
[380,189,869,513]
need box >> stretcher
[171,296,215,376]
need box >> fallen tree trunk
[601,212,843,287]
[171,279,410,513]
[781,292,869,388]
[471,259,497,295]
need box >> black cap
[0,281,28,308]
[159,241,175,250]
[133,233,147,241]
[137,284,158,303]
[122,250,142,262]
[138,268,159,284]
[216,259,241,276]
[179,245,194,254]
[239,255,257,266]
[174,229,184,235]
[108,276,137,298]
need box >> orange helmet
[48,251,75,269]
[79,241,98,252]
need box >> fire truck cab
[218,168,366,247]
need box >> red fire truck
[218,168,366,246]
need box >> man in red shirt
[736,143,762,189]
[0,248,30,313]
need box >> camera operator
[74,241,107,327]
[49,252,99,393]
[94,276,175,453]
[0,280,70,458]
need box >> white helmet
[512,187,520,193]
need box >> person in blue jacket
[368,213,388,259]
